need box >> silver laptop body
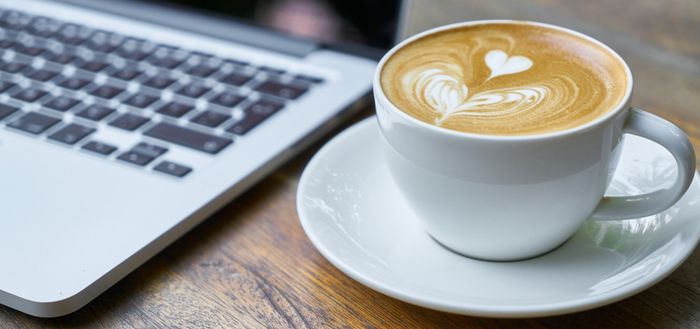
[0,0,405,317]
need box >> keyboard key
[117,150,155,166]
[82,140,117,155]
[0,39,16,49]
[224,59,249,67]
[24,68,60,82]
[44,95,80,112]
[132,142,168,157]
[89,84,124,99]
[144,122,232,154]
[26,16,62,37]
[116,38,157,61]
[226,99,284,135]
[58,76,90,90]
[13,43,46,56]
[190,51,214,61]
[294,74,324,84]
[0,61,28,73]
[187,64,217,78]
[225,115,266,136]
[0,11,31,30]
[12,88,48,102]
[76,104,115,121]
[0,81,17,93]
[210,92,244,108]
[219,72,253,86]
[143,75,176,89]
[79,59,109,72]
[258,66,285,75]
[254,80,308,99]
[8,112,60,134]
[150,56,185,69]
[48,123,95,145]
[190,110,230,128]
[148,46,187,69]
[154,161,192,177]
[44,51,79,64]
[53,24,94,45]
[108,65,143,81]
[123,93,159,108]
[246,98,285,115]
[84,30,123,53]
[0,103,19,121]
[109,113,149,131]
[176,83,210,98]
[156,101,193,118]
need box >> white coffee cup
[374,20,696,261]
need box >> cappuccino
[380,22,628,135]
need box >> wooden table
[3,0,700,327]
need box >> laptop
[0,0,405,317]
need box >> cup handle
[591,107,696,221]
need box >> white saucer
[297,117,700,318]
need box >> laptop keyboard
[0,8,324,178]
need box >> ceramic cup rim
[373,19,634,141]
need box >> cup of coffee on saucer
[375,20,695,261]
[297,20,699,316]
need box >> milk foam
[410,50,556,124]
[484,50,532,80]
[381,23,628,135]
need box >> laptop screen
[143,0,402,50]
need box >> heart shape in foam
[485,50,533,80]
[413,49,540,124]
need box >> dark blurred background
[143,0,401,49]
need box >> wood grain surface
[3,0,700,327]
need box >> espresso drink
[380,22,628,135]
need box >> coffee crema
[380,22,628,135]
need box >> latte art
[381,23,628,135]
[484,50,532,81]
[411,55,574,125]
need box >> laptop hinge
[53,0,319,58]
